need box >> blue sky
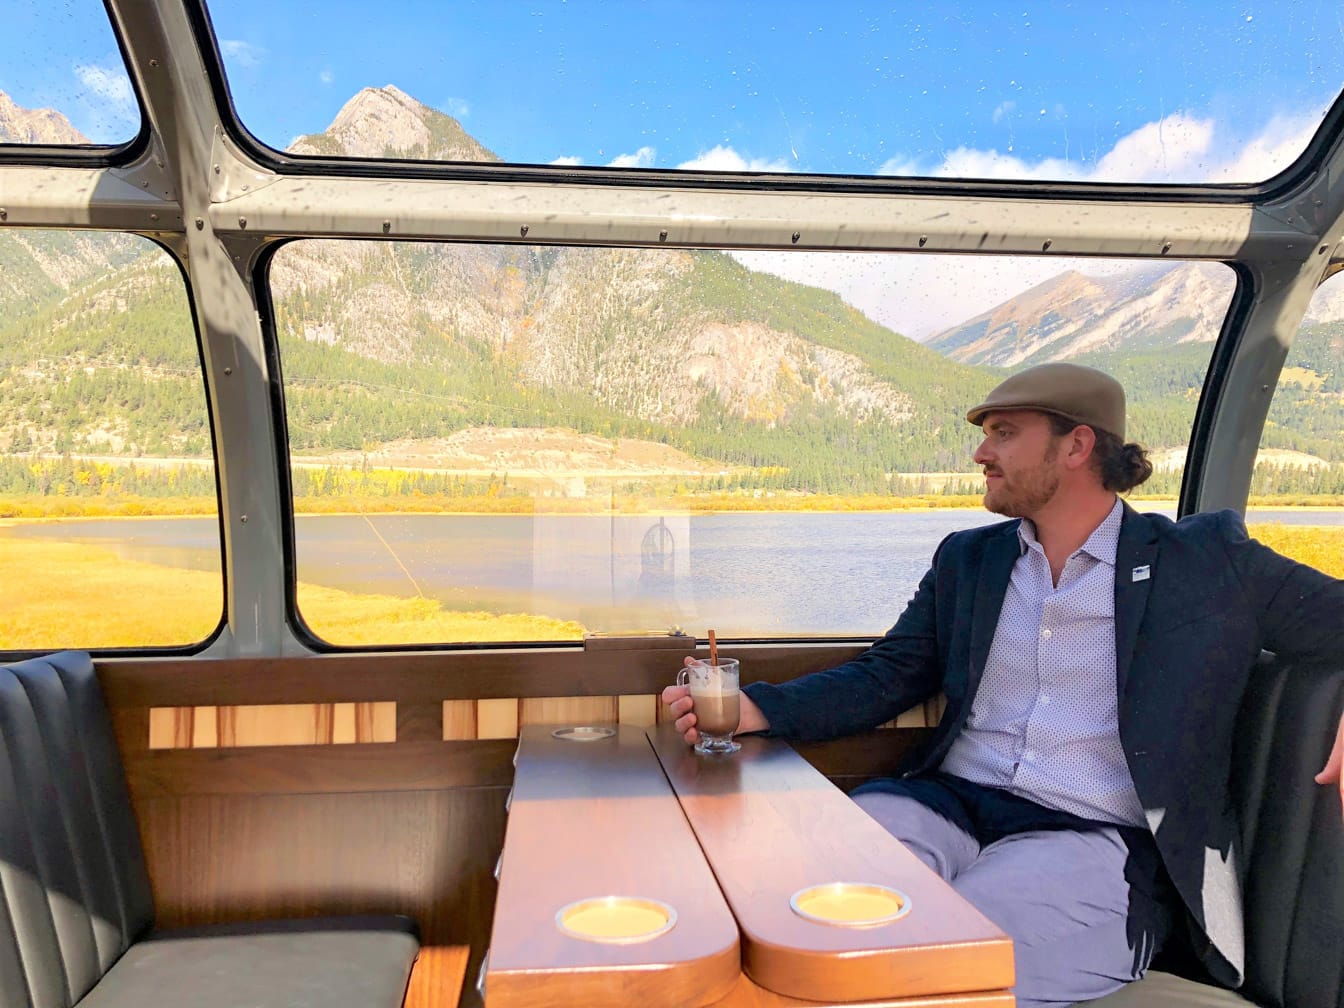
[4,0,1344,334]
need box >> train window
[0,231,221,652]
[1249,271,1344,577]
[270,239,1234,645]
[2,1,141,147]
[210,3,1343,183]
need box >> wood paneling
[404,946,471,1008]
[476,698,519,739]
[123,740,516,798]
[97,643,869,709]
[137,787,506,954]
[149,702,396,748]
[442,700,478,740]
[617,693,658,727]
[709,972,1016,1007]
[519,695,619,728]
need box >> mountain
[928,264,1236,367]
[2,85,1342,492]
[288,86,499,161]
[0,92,87,145]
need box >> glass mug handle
[676,668,690,688]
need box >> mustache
[982,467,1003,477]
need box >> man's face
[973,410,1065,518]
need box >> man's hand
[660,657,770,746]
[1314,711,1344,821]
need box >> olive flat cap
[966,362,1127,439]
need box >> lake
[5,507,1342,637]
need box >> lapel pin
[1131,565,1151,582]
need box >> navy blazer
[745,505,1344,986]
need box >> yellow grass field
[2,522,1340,651]
[0,539,584,650]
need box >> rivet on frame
[1162,242,1173,254]
[223,367,233,376]
[149,59,159,68]
[1321,245,1330,255]
[791,232,801,244]
[240,515,249,523]
[382,220,391,234]
[195,218,204,230]
[238,217,247,229]
[659,230,669,242]
[0,209,8,221]
[918,235,928,247]
[520,225,529,237]
[1042,239,1053,251]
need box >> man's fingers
[1314,712,1344,785]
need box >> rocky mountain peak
[0,90,88,145]
[287,85,499,162]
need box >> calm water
[5,507,1342,637]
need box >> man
[662,362,1344,1007]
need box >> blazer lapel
[967,522,1021,698]
[1115,504,1159,697]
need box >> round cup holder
[789,883,910,927]
[551,726,617,741]
[555,896,677,944]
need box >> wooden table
[483,724,740,1008]
[648,725,1015,1006]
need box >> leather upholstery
[0,651,154,1008]
[1,652,419,1008]
[1088,656,1344,1008]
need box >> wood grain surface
[648,725,1014,1003]
[486,725,740,1008]
[707,972,1016,1008]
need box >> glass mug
[677,657,741,754]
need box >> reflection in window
[1248,271,1344,578]
[0,231,221,651]
[271,240,1233,644]
[1,2,140,146]
[211,3,1343,183]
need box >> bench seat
[1087,656,1344,1008]
[1,651,419,1008]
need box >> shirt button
[1041,628,1052,639]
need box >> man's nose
[973,438,994,465]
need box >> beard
[983,445,1061,518]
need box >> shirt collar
[1016,496,1123,566]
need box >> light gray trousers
[851,779,1173,1008]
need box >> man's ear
[1062,424,1097,471]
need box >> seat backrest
[1234,656,1344,1008]
[0,652,154,1008]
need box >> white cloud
[549,155,582,166]
[220,39,265,68]
[738,107,1333,339]
[74,64,134,106]
[676,145,793,172]
[319,69,334,86]
[608,146,656,168]
[445,97,470,119]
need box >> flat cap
[966,362,1127,440]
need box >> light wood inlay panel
[149,703,395,748]
[648,725,1014,1003]
[477,698,520,739]
[617,693,658,727]
[443,700,478,740]
[520,695,618,728]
